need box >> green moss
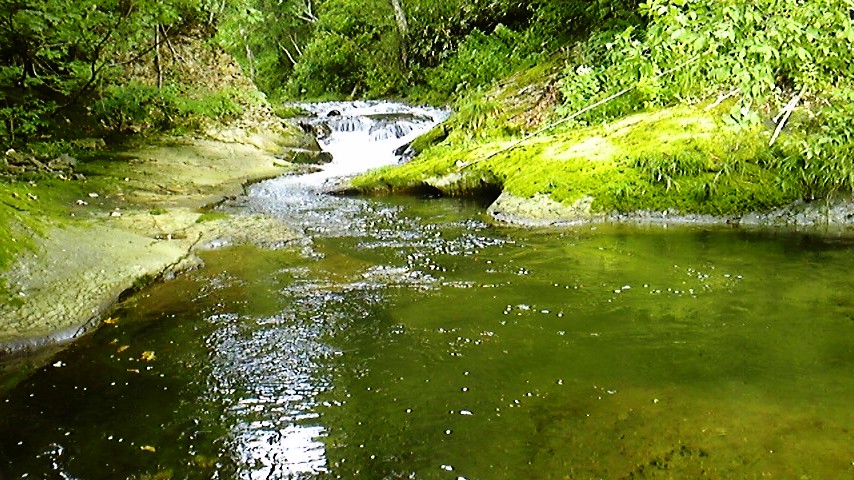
[195,211,228,223]
[0,147,167,275]
[409,125,449,154]
[0,177,88,272]
[131,273,156,291]
[353,103,807,218]
[272,103,310,119]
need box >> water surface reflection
[1,100,853,478]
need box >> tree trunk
[244,42,256,80]
[389,0,409,68]
[154,25,163,89]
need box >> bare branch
[705,88,740,111]
[293,0,318,23]
[769,88,805,147]
[289,34,303,57]
[278,41,297,65]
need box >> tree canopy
[2,0,854,166]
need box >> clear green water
[2,196,854,479]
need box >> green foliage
[773,86,854,199]
[0,99,54,144]
[93,82,250,133]
[405,0,533,68]
[215,0,318,98]
[559,0,854,123]
[287,32,362,99]
[211,0,643,102]
[449,92,509,138]
[283,0,409,99]
[528,0,642,41]
[640,0,854,98]
[550,0,854,205]
[0,0,222,146]
[425,26,529,99]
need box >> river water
[1,102,854,479]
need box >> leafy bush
[94,82,250,133]
[286,32,362,99]
[560,0,854,119]
[638,0,854,99]
[774,86,854,199]
[0,100,55,145]
[426,26,530,99]
[0,0,222,145]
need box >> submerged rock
[488,192,596,226]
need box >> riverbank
[347,62,854,233]
[0,133,318,356]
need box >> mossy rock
[409,125,449,154]
[353,104,806,222]
[290,150,333,165]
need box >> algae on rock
[351,91,824,228]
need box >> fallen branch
[704,88,740,111]
[458,53,703,171]
[769,88,805,147]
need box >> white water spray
[287,101,449,186]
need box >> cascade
[289,101,449,186]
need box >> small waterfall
[288,101,449,186]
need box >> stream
[1,102,854,479]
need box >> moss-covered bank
[349,67,853,230]
[0,129,320,355]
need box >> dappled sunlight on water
[2,204,854,479]
[2,102,854,479]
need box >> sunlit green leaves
[0,0,221,144]
[561,0,854,118]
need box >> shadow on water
[2,102,854,479]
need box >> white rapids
[286,101,449,186]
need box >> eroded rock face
[0,224,191,353]
[738,197,854,229]
[486,190,854,233]
[0,137,307,356]
[0,27,331,355]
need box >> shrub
[426,26,529,99]
[286,32,362,99]
[94,82,251,133]
[559,0,854,123]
